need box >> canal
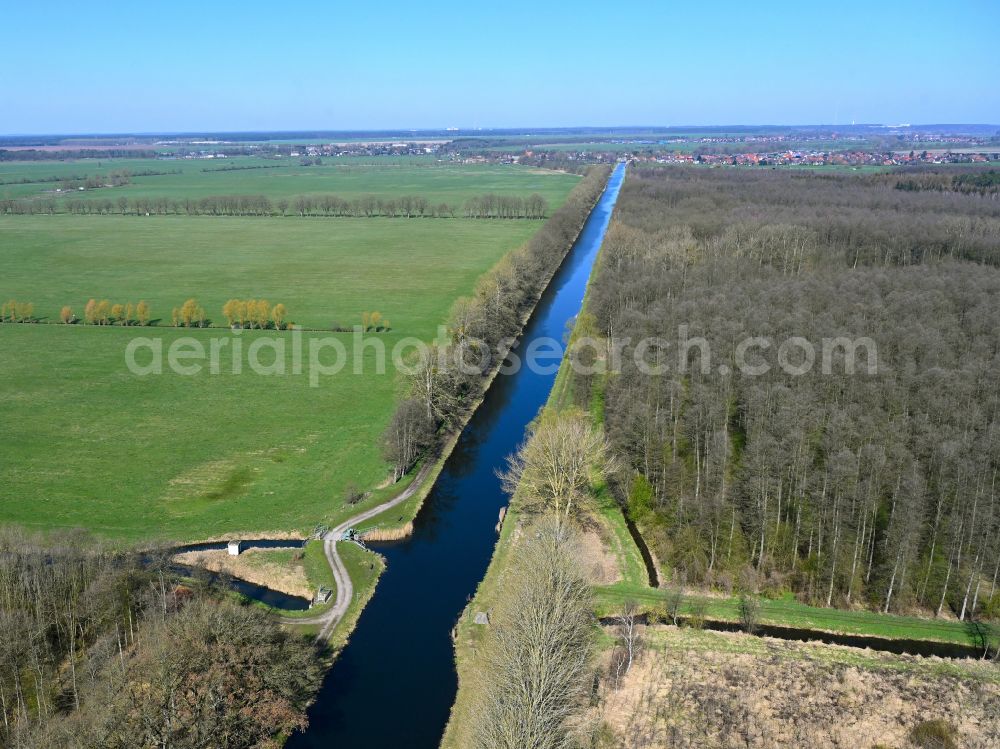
[288,161,627,748]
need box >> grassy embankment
[277,541,386,646]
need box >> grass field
[1,323,400,540]
[0,214,546,329]
[594,585,989,646]
[0,164,578,541]
[608,625,1000,684]
[0,156,578,205]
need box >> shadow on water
[163,540,312,611]
[171,562,312,611]
[169,538,306,555]
[287,163,627,749]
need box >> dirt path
[282,462,433,641]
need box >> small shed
[227,540,243,556]
[473,611,490,625]
[313,586,333,606]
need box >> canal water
[287,162,627,748]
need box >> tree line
[465,409,616,748]
[380,166,612,481]
[221,299,289,329]
[576,165,1000,621]
[467,518,594,749]
[0,169,176,188]
[0,300,33,323]
[0,192,549,219]
[360,310,389,332]
[81,299,151,326]
[2,300,153,326]
[0,149,158,161]
[55,168,179,192]
[1,298,301,329]
[462,193,548,218]
[0,530,321,747]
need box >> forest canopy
[578,165,1000,619]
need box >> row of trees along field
[359,311,389,332]
[221,299,288,329]
[1,300,149,326]
[0,192,549,219]
[0,149,157,161]
[0,300,33,323]
[0,530,321,748]
[380,166,612,482]
[56,171,129,191]
[2,299,297,329]
[575,165,1000,619]
[81,299,150,326]
[0,168,177,189]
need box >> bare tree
[469,518,593,749]
[498,410,615,531]
[382,398,434,482]
[738,594,761,635]
[611,599,641,688]
[665,580,686,627]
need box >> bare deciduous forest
[0,531,321,748]
[579,166,1000,618]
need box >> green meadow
[0,156,578,205]
[0,163,579,540]
[0,214,545,330]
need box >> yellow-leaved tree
[222,299,240,327]
[272,303,287,329]
[256,300,271,329]
[180,298,199,327]
[96,300,111,325]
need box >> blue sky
[1,0,998,134]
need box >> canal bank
[286,162,628,748]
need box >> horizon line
[3,123,1000,140]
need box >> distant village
[153,133,1000,169]
[635,148,999,167]
[161,140,442,161]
